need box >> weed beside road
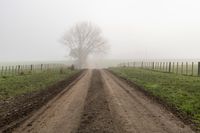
[110,67,200,130]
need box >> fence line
[118,61,200,76]
[0,63,69,76]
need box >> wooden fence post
[1,66,3,76]
[141,62,143,68]
[12,66,14,76]
[41,64,43,71]
[145,62,147,69]
[157,62,159,70]
[186,62,188,75]
[181,62,183,75]
[18,65,20,74]
[198,62,200,76]
[169,62,171,73]
[9,66,11,75]
[191,62,194,76]
[163,62,165,71]
[15,66,17,75]
[160,62,162,71]
[21,65,23,74]
[176,62,179,74]
[5,66,8,76]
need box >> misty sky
[0,0,200,62]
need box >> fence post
[191,62,194,76]
[1,66,3,76]
[31,65,33,73]
[141,62,143,68]
[169,62,171,73]
[186,62,188,75]
[155,62,157,70]
[181,62,183,75]
[163,62,165,71]
[157,62,159,70]
[152,62,154,70]
[15,65,17,75]
[18,65,20,74]
[41,64,43,71]
[5,66,8,76]
[176,62,179,74]
[12,66,14,76]
[159,62,162,71]
[145,62,147,68]
[21,65,23,73]
[198,62,200,76]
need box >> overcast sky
[0,0,200,62]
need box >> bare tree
[61,22,107,69]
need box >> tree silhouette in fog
[61,22,107,68]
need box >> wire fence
[0,64,71,77]
[118,61,200,76]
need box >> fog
[0,0,200,63]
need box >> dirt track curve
[10,69,194,133]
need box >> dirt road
[11,69,194,133]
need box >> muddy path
[7,69,194,133]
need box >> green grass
[0,69,79,100]
[110,67,200,128]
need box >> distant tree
[61,22,107,69]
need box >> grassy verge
[110,67,200,129]
[0,69,79,100]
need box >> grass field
[0,69,78,100]
[110,67,200,129]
